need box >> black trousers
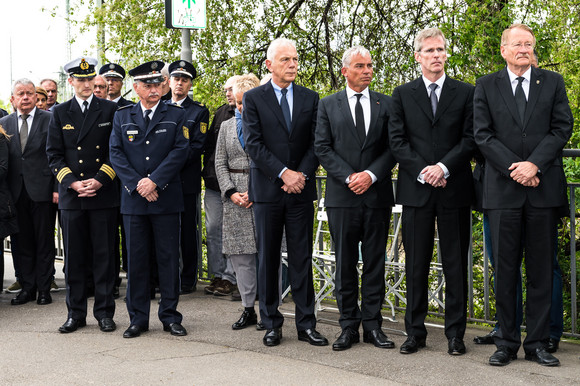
[402,195,470,340]
[487,202,557,353]
[328,205,390,332]
[180,193,200,288]
[10,186,56,293]
[254,196,316,331]
[124,213,182,328]
[61,208,117,320]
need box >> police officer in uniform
[46,57,120,333]
[167,60,209,294]
[100,63,133,107]
[109,61,189,338]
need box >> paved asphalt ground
[0,255,578,385]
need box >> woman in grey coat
[215,74,261,330]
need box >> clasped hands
[508,161,539,187]
[420,165,447,188]
[230,191,253,208]
[70,178,103,198]
[348,172,372,195]
[136,177,158,202]
[281,169,306,194]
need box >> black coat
[0,135,18,239]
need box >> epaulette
[168,103,183,109]
[192,100,205,107]
[117,104,133,111]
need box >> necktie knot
[144,109,152,119]
[355,93,363,101]
[20,114,29,121]
[281,88,288,96]
[83,100,89,112]
[516,76,525,85]
[429,83,438,93]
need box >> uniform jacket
[389,76,475,208]
[109,101,189,215]
[243,81,319,203]
[46,96,120,210]
[2,108,54,202]
[474,66,573,209]
[315,89,396,208]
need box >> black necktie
[280,88,292,132]
[515,76,526,123]
[429,83,438,116]
[20,114,29,152]
[355,93,365,143]
[83,100,89,117]
[144,109,152,127]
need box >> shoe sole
[524,355,560,366]
[204,289,215,294]
[6,289,22,294]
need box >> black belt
[228,168,250,173]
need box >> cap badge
[80,59,89,70]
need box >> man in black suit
[100,63,133,107]
[315,46,396,351]
[2,79,56,306]
[474,24,573,367]
[46,57,120,334]
[389,28,475,356]
[167,60,209,294]
[243,38,327,347]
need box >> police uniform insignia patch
[63,124,74,130]
[183,126,190,139]
[200,122,207,134]
[128,135,134,142]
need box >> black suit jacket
[243,81,319,202]
[389,76,475,208]
[474,67,573,209]
[46,96,120,210]
[315,89,395,208]
[2,109,54,202]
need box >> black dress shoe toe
[298,328,329,346]
[363,329,395,349]
[232,309,257,330]
[256,320,266,331]
[263,328,282,346]
[525,347,560,366]
[123,324,148,338]
[546,338,560,353]
[99,318,117,332]
[400,336,426,354]
[332,328,360,351]
[11,290,36,305]
[489,346,517,366]
[59,318,87,333]
[37,291,52,305]
[474,329,497,345]
[448,337,466,355]
[164,323,187,336]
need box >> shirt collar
[506,66,532,84]
[345,85,370,99]
[75,94,94,111]
[140,101,160,117]
[422,73,446,91]
[18,106,36,119]
[270,80,293,93]
[172,97,187,106]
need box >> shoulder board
[192,100,205,107]
[117,104,133,111]
[168,103,183,109]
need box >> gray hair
[414,28,448,52]
[12,78,35,94]
[233,73,260,96]
[342,46,372,68]
[266,38,297,61]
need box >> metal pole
[181,29,192,62]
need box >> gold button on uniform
[146,141,150,144]
[79,160,83,164]
[96,158,100,162]
[77,146,82,150]
[96,145,100,149]
[145,157,150,160]
[80,173,85,177]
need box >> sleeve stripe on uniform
[100,164,116,180]
[56,167,73,183]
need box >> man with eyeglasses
[389,27,475,356]
[474,23,573,367]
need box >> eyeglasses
[507,42,534,50]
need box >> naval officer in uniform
[46,57,120,333]
[109,60,189,338]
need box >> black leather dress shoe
[298,328,329,346]
[263,328,282,346]
[37,291,52,305]
[448,337,466,355]
[400,336,426,354]
[525,347,560,366]
[232,309,257,330]
[11,290,36,305]
[473,329,497,345]
[123,325,148,338]
[59,318,87,333]
[489,346,517,366]
[164,323,187,336]
[256,320,266,331]
[363,329,395,349]
[98,318,117,332]
[332,328,360,351]
[546,338,560,353]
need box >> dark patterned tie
[280,88,292,132]
[20,114,29,152]
[429,83,438,116]
[355,94,365,143]
[515,76,526,123]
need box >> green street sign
[165,0,207,29]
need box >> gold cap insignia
[80,59,89,70]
